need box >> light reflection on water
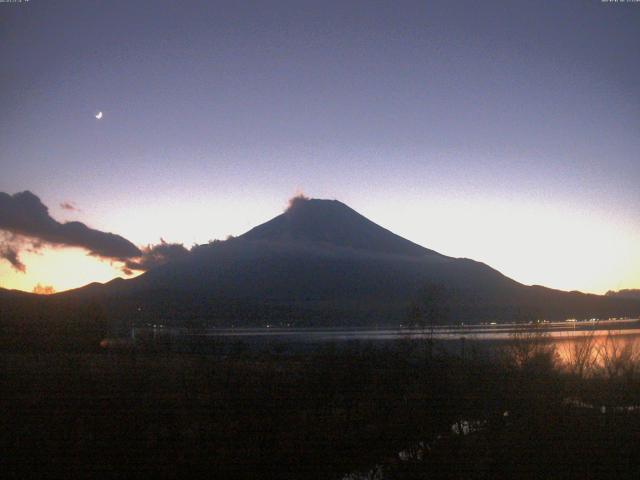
[554,331,640,368]
[169,319,640,343]
[135,319,640,367]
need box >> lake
[130,318,640,361]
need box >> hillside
[3,198,640,327]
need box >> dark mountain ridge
[3,197,640,327]
[607,289,640,300]
[241,197,440,257]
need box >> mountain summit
[24,197,640,327]
[241,196,438,257]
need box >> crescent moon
[95,111,103,120]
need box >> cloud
[0,191,196,276]
[123,239,190,274]
[286,192,310,211]
[0,191,141,272]
[0,244,25,272]
[60,201,78,211]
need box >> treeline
[0,294,108,351]
[96,284,640,327]
[3,280,640,332]
[2,335,640,478]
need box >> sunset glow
[1,194,638,295]
[1,1,639,296]
[0,247,140,293]
[4,3,640,478]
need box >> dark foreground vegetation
[2,327,640,479]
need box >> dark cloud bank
[0,191,189,275]
[122,240,190,275]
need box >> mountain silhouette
[3,197,640,327]
[606,289,640,300]
[241,197,438,257]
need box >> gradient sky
[1,0,639,294]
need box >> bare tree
[559,329,598,379]
[596,331,640,382]
[502,323,557,370]
[410,284,451,360]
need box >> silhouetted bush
[2,332,640,478]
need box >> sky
[1,0,639,294]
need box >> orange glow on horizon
[0,246,140,293]
[0,197,639,295]
[361,197,640,295]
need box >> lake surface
[138,318,639,340]
[132,318,640,359]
